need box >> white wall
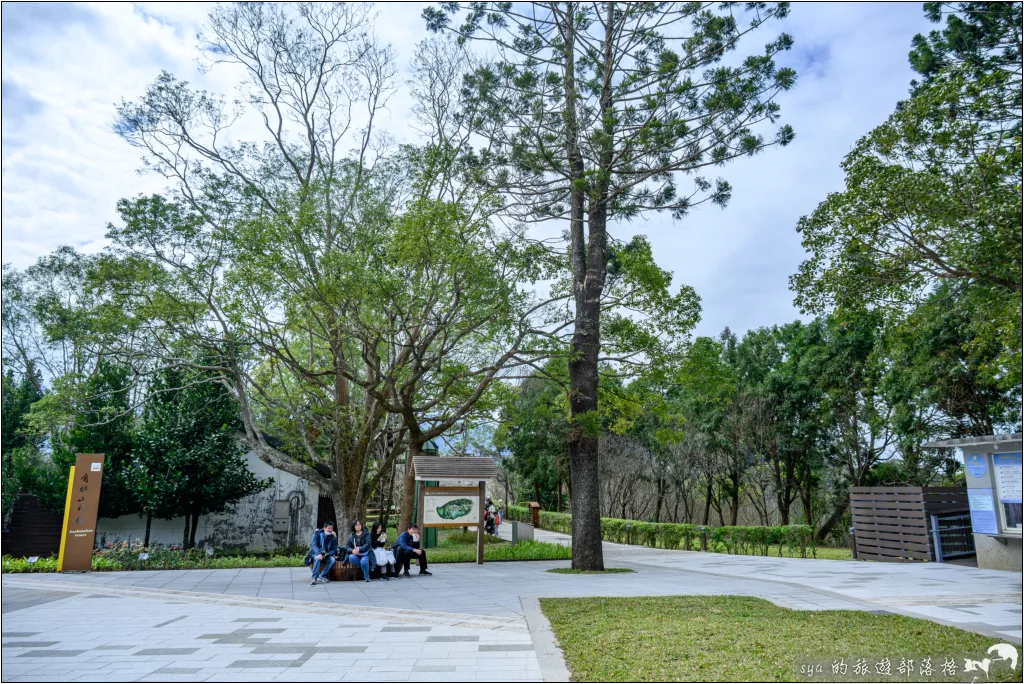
[95,451,319,552]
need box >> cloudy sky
[1,2,933,339]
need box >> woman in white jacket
[369,521,398,580]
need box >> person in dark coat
[345,520,372,582]
[393,523,431,576]
[308,522,338,586]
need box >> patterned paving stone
[382,626,431,632]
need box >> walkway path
[1,580,540,683]
[501,522,1023,644]
[3,529,1020,682]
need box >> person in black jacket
[345,520,372,582]
[393,523,431,576]
[308,522,338,586]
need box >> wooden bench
[329,558,390,581]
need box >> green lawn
[540,595,1017,682]
[794,545,851,560]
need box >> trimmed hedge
[505,505,815,558]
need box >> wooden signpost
[57,453,105,573]
[413,456,497,565]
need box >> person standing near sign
[393,523,431,576]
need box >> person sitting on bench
[393,523,431,576]
[309,521,338,586]
[369,521,396,580]
[345,520,372,582]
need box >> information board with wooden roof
[412,456,497,481]
[411,456,498,566]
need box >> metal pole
[477,481,485,565]
[930,514,944,563]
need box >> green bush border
[506,505,816,558]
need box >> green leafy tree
[133,364,271,548]
[670,334,738,525]
[106,3,407,533]
[495,361,572,509]
[51,361,140,520]
[909,2,1022,109]
[793,2,1022,392]
[2,370,44,458]
[426,1,794,569]
[884,282,1022,440]
[1,369,45,524]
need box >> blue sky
[1,2,933,339]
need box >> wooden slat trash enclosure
[850,487,974,562]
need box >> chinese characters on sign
[57,453,105,572]
[967,488,999,535]
[993,452,1022,532]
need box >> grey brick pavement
[1,588,542,682]
[3,529,1021,681]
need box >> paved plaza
[2,535,1021,681]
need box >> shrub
[506,504,530,523]
[441,531,505,546]
[517,508,817,558]
[2,554,59,573]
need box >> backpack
[303,530,322,566]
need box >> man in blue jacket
[393,523,431,576]
[309,522,338,586]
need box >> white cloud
[2,2,932,338]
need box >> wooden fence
[849,487,970,562]
[1,493,64,558]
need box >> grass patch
[1,538,571,573]
[440,530,506,546]
[2,552,304,573]
[802,546,852,561]
[431,539,572,563]
[540,595,1017,682]
[546,567,635,575]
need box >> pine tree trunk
[182,513,191,548]
[144,513,152,547]
[568,197,606,570]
